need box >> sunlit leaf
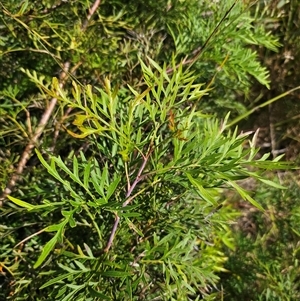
[7,195,35,210]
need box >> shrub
[0,0,291,300]
[221,174,300,301]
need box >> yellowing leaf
[64,126,101,138]
[73,114,88,126]
[118,149,130,162]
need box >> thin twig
[14,228,46,248]
[268,104,285,185]
[82,0,102,31]
[104,147,153,253]
[125,152,150,199]
[103,214,121,253]
[0,62,69,205]
[50,62,83,152]
[166,0,237,74]
[0,0,102,206]
[268,104,277,159]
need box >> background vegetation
[0,0,299,300]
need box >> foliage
[216,1,300,300]
[0,0,296,300]
[239,0,300,161]
[1,58,291,300]
[221,173,300,301]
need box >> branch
[0,0,102,206]
[103,147,153,253]
[166,0,237,74]
[0,62,69,205]
[82,0,102,31]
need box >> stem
[166,1,237,74]
[103,214,120,253]
[103,147,153,252]
[0,0,102,206]
[83,205,103,243]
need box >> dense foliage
[222,176,300,300]
[0,0,299,300]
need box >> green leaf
[57,262,79,273]
[186,173,217,206]
[258,178,286,189]
[124,217,144,236]
[229,180,264,211]
[74,260,90,272]
[62,284,85,301]
[68,215,76,228]
[84,243,94,258]
[7,195,35,210]
[147,56,164,74]
[40,273,72,289]
[45,223,62,232]
[121,212,141,218]
[100,270,132,277]
[34,233,59,269]
[90,170,105,197]
[73,155,79,180]
[107,177,121,200]
[88,287,111,300]
[35,149,58,180]
[220,231,235,251]
[62,210,72,217]
[17,0,29,15]
[83,160,92,187]
[54,156,83,186]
